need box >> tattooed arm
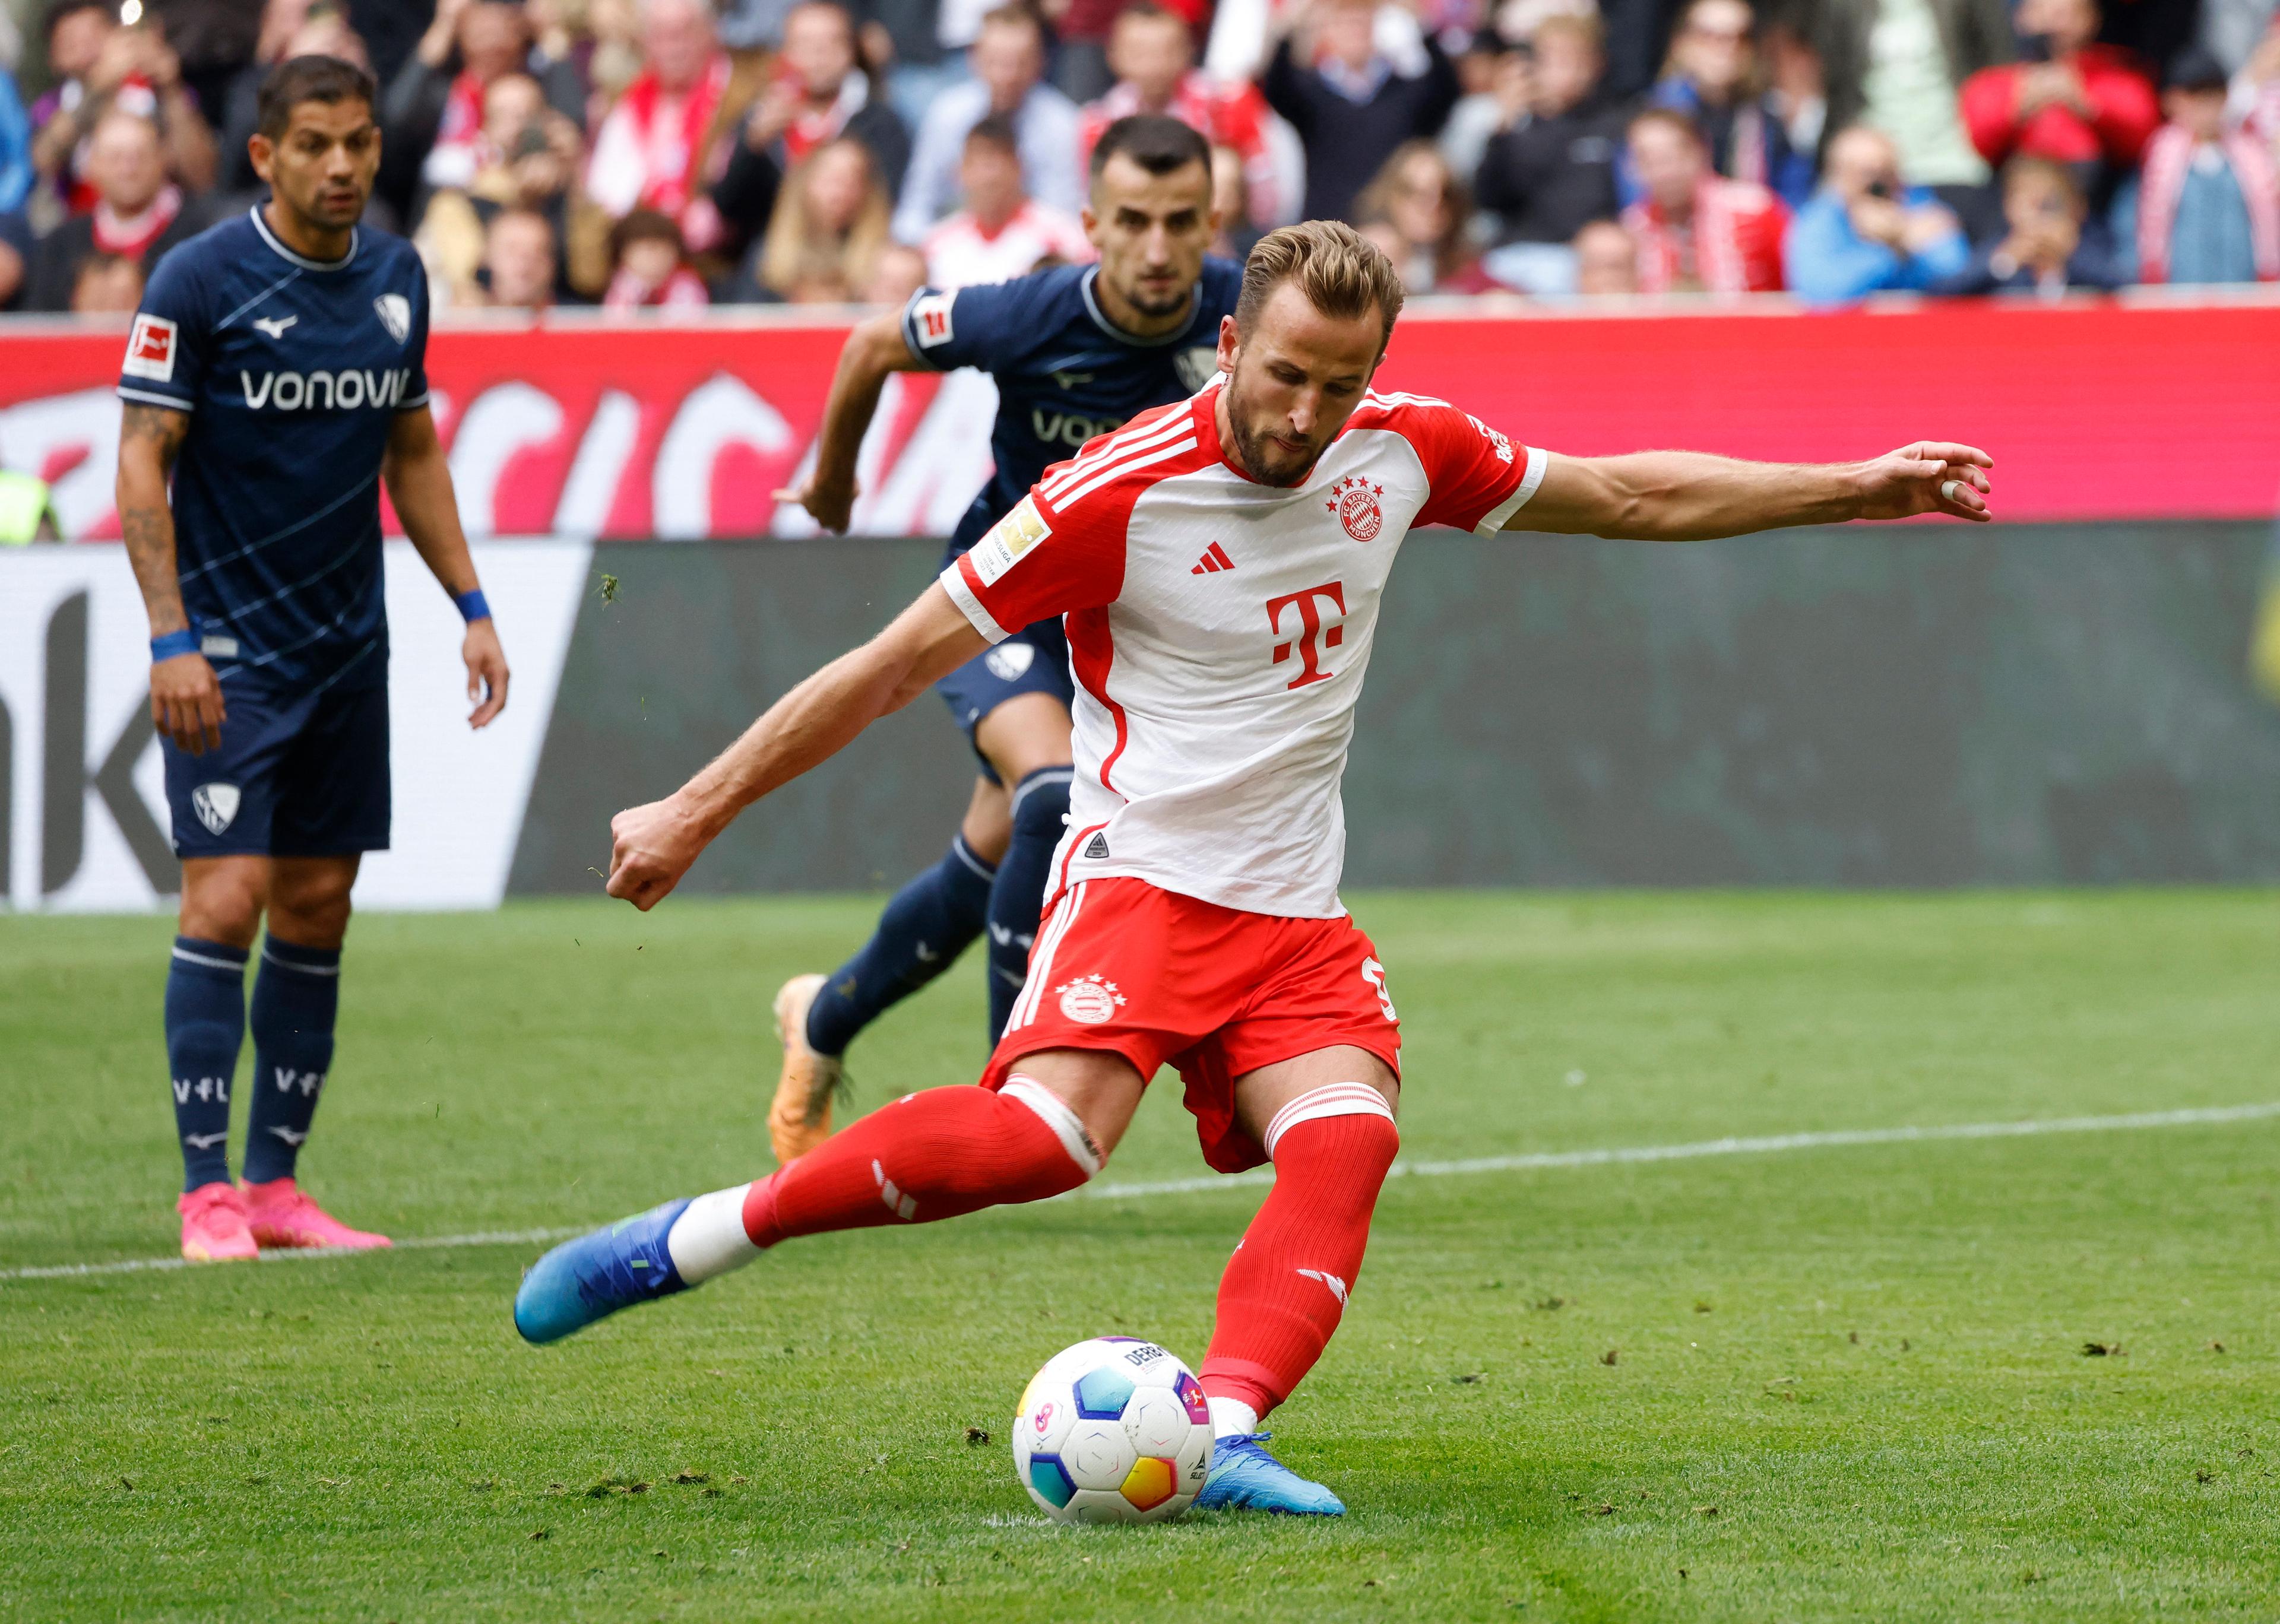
[117,402,224,756]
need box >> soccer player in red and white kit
[515,221,1993,1514]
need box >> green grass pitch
[4,891,2278,1621]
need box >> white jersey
[940,379,1546,918]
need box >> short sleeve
[937,485,1126,642]
[397,267,432,410]
[1408,402,1548,534]
[116,248,207,413]
[899,280,1027,373]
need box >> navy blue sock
[242,935,341,1185]
[987,767,1072,1041]
[165,937,248,1193]
[806,835,996,1058]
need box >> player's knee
[1261,1084,1401,1166]
[1001,1075,1107,1184]
[1008,767,1071,843]
[976,695,1074,784]
[268,871,355,947]
[179,862,266,948]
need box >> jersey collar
[1079,266,1203,348]
[250,204,360,272]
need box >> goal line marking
[8,1101,2276,1283]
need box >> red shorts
[979,877,1402,1173]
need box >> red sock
[1200,1109,1399,1423]
[742,1079,1100,1248]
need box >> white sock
[665,1184,762,1284]
[1208,1396,1261,1439]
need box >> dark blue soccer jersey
[898,258,1242,552]
[118,206,431,694]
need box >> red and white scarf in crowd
[780,71,871,167]
[1622,176,1787,294]
[588,52,732,223]
[93,183,183,260]
[601,264,711,312]
[2134,122,2280,283]
[421,71,491,191]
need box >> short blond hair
[1236,221,1405,351]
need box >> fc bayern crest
[1055,974,1126,1024]
[1325,474,1384,542]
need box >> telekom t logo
[1266,581,1347,689]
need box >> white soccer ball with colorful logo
[1012,1337,1213,1523]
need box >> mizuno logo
[252,314,297,339]
[1050,370,1095,389]
[1191,542,1236,575]
[182,1132,229,1150]
[267,1127,309,1146]
[1296,1268,1350,1306]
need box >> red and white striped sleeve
[1404,400,1550,534]
[937,484,1128,643]
[938,400,1198,641]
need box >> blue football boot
[1194,1433,1347,1515]
[514,1198,694,1344]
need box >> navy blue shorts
[162,678,391,859]
[938,513,1075,782]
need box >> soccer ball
[1012,1337,1214,1523]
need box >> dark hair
[965,113,1021,157]
[1112,2,1182,30]
[1089,113,1211,182]
[610,207,686,262]
[256,55,379,139]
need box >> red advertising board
[3,296,2276,540]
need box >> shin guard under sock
[807,836,996,1058]
[739,1079,1100,1248]
[241,935,341,1184]
[986,768,1071,1040]
[1200,1096,1399,1423]
[165,937,248,1192]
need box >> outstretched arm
[1509,443,1993,540]
[385,406,511,727]
[606,583,989,909]
[773,311,925,533]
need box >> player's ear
[248,132,274,185]
[1215,313,1239,374]
[1081,202,1100,245]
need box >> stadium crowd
[0,0,2273,313]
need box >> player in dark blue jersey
[116,56,510,1263]
[762,115,1235,1162]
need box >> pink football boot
[178,1182,260,1263]
[239,1177,392,1251]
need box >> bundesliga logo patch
[123,313,177,382]
[1326,475,1384,543]
[970,495,1051,586]
[1054,974,1125,1024]
[911,291,955,348]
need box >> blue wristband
[454,588,492,623]
[150,629,199,662]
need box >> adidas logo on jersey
[1190,542,1235,575]
[239,367,417,412]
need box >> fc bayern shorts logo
[191,782,242,835]
[1054,975,1125,1024]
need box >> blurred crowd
[0,0,2274,316]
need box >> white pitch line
[8,1102,2277,1283]
[1081,1100,2280,1199]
